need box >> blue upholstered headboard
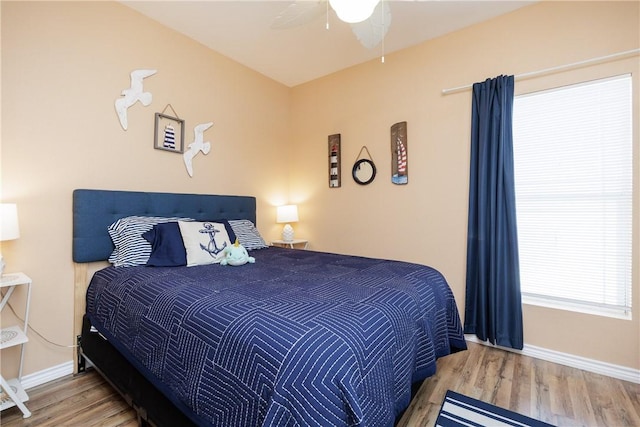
[72,189,257,263]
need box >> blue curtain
[464,75,523,350]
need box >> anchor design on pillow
[199,223,227,257]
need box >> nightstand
[0,272,32,418]
[272,239,309,250]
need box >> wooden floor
[2,342,639,426]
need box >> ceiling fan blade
[271,1,326,30]
[350,0,391,49]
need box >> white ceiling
[121,1,534,87]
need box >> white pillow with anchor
[178,221,232,266]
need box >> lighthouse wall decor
[154,106,185,153]
[328,134,341,188]
[391,121,408,185]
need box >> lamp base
[282,224,294,242]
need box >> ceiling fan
[271,0,392,50]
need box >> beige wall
[289,1,639,370]
[1,0,638,381]
[1,1,291,376]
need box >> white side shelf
[1,325,29,350]
[272,239,309,249]
[0,273,29,287]
[0,378,29,412]
[0,272,32,418]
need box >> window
[513,75,633,319]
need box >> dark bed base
[80,316,196,427]
[80,314,421,427]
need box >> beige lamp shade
[276,205,299,224]
[0,204,20,241]
[0,203,20,276]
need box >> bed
[72,189,466,427]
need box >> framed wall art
[154,106,184,153]
[328,134,341,188]
[391,121,408,185]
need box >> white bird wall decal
[183,122,213,177]
[115,69,157,130]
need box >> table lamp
[276,205,299,242]
[0,203,20,276]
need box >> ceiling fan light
[329,0,381,24]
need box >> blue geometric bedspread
[86,247,466,426]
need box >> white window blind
[513,74,633,319]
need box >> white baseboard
[465,335,640,384]
[20,360,74,390]
[15,337,640,393]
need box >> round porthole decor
[352,159,376,185]
[352,146,377,186]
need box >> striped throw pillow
[228,219,268,250]
[108,216,192,267]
